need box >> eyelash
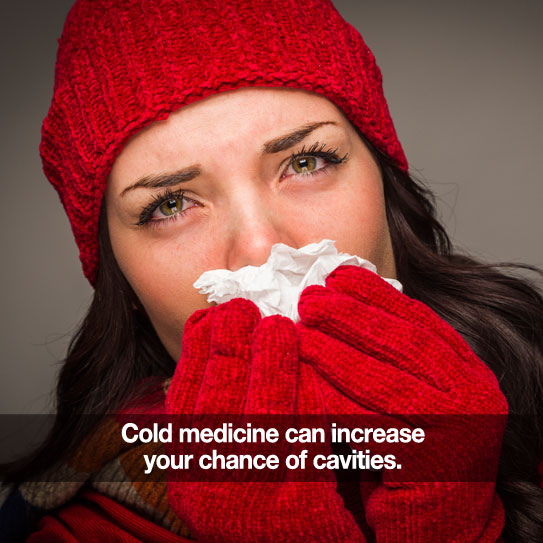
[136,142,348,228]
[135,188,190,228]
[282,142,348,179]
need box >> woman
[1,0,542,541]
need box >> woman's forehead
[131,88,346,141]
[111,88,350,170]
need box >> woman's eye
[287,155,326,176]
[136,190,198,227]
[154,196,186,219]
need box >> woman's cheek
[289,180,389,265]
[136,275,213,361]
[116,235,216,356]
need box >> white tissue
[193,239,403,322]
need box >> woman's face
[106,88,396,360]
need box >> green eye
[136,189,196,227]
[158,197,183,217]
[292,156,317,173]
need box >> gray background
[1,1,541,414]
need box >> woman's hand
[165,298,366,543]
[296,265,508,542]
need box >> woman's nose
[225,189,296,271]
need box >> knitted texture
[27,490,191,543]
[296,265,509,542]
[0,381,191,540]
[1,269,517,541]
[165,297,367,542]
[40,0,407,284]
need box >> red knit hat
[40,0,408,285]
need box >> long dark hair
[3,137,543,541]
[373,142,543,542]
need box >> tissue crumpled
[193,239,403,322]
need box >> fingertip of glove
[326,265,375,289]
[326,266,398,304]
[298,285,332,323]
[216,297,261,322]
[181,307,215,346]
[255,314,297,344]
[300,284,328,298]
[258,313,295,328]
[185,307,214,328]
[298,284,329,306]
[211,298,261,353]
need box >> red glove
[165,298,366,543]
[297,265,508,542]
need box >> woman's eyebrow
[263,121,337,154]
[120,121,335,197]
[120,167,201,197]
